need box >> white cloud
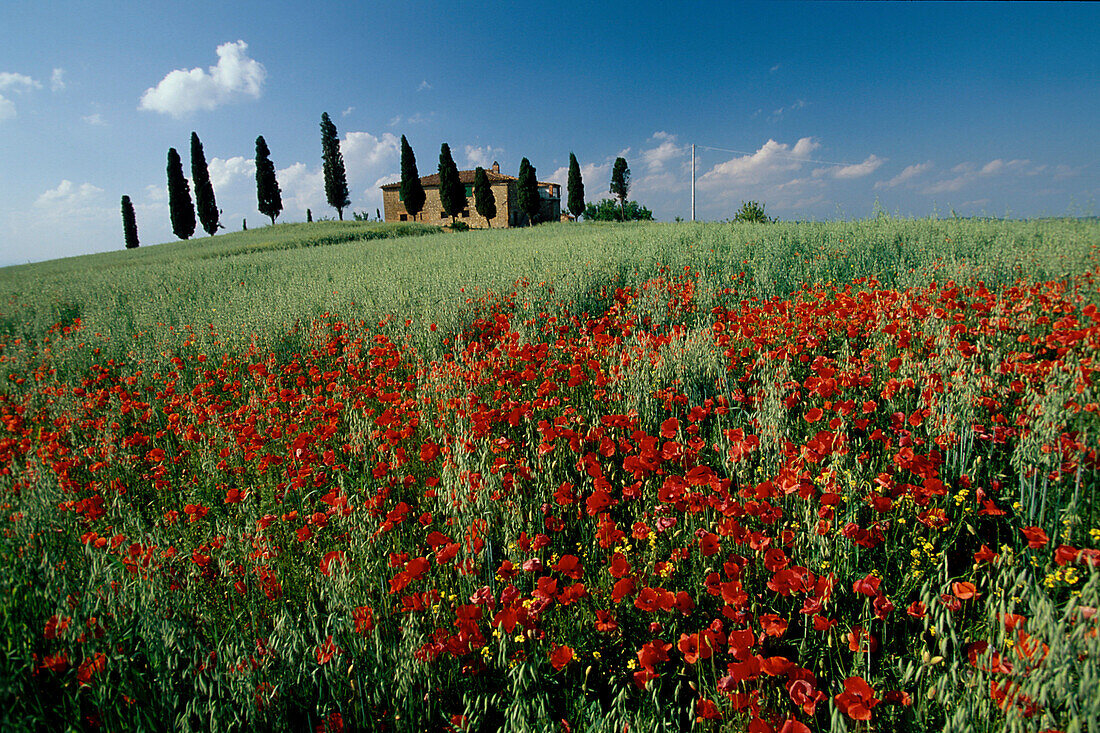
[465,144,503,168]
[828,154,887,180]
[641,131,685,172]
[770,64,781,73]
[874,161,933,190]
[276,162,325,217]
[417,80,432,92]
[342,106,354,117]
[388,112,431,127]
[139,40,266,117]
[35,180,105,208]
[82,113,106,126]
[547,161,613,199]
[923,158,1032,195]
[207,156,255,190]
[145,184,167,203]
[698,138,820,188]
[0,72,40,91]
[342,131,400,180]
[50,68,65,92]
[0,72,40,120]
[770,99,807,119]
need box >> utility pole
[691,143,696,222]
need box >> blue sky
[1,1,1096,265]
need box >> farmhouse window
[461,210,469,218]
[465,185,473,197]
[400,214,407,221]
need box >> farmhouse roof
[380,160,559,191]
[380,169,514,189]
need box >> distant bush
[582,198,653,222]
[447,220,470,232]
[733,200,774,223]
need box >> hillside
[0,217,1098,732]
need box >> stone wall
[382,182,514,228]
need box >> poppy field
[1,218,1098,732]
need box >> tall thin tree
[255,135,282,226]
[399,135,425,222]
[320,112,350,220]
[516,157,540,226]
[567,152,585,220]
[121,195,139,249]
[190,132,220,236]
[473,166,496,227]
[166,147,195,240]
[437,143,465,224]
[610,157,630,221]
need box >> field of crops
[1,217,1098,732]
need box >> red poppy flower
[1020,526,1049,549]
[758,614,788,637]
[595,610,618,633]
[694,697,721,721]
[852,573,882,597]
[611,576,636,603]
[549,644,573,670]
[608,553,631,578]
[315,635,341,665]
[834,675,880,721]
[952,581,979,600]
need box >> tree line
[121,114,652,248]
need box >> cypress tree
[307,208,312,223]
[399,135,425,222]
[610,157,630,221]
[166,147,195,240]
[121,195,139,249]
[437,143,465,224]
[320,112,350,220]
[255,135,282,226]
[516,157,540,226]
[567,152,585,220]
[473,166,496,227]
[190,132,220,236]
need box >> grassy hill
[0,216,1098,732]
[1,216,1096,370]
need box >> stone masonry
[381,161,560,227]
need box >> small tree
[567,152,585,220]
[473,166,496,227]
[166,147,195,240]
[437,143,465,224]
[399,135,426,222]
[516,157,540,226]
[320,112,350,220]
[733,200,772,223]
[610,157,630,221]
[121,195,139,249]
[190,132,220,236]
[255,135,282,226]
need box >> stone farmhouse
[380,162,560,227]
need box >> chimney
[491,161,500,175]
